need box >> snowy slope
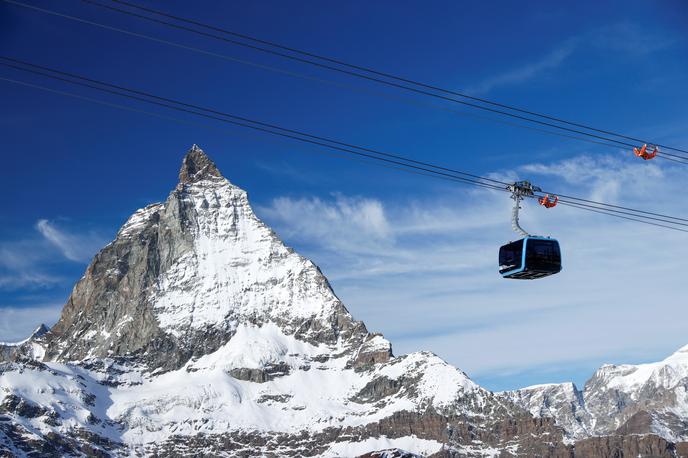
[149,166,342,337]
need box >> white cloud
[259,194,392,256]
[35,219,105,263]
[0,219,106,291]
[258,153,688,389]
[0,304,62,343]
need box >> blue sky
[1,0,687,391]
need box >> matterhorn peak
[178,144,223,184]
[42,145,366,371]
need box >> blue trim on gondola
[500,236,561,278]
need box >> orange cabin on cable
[538,194,558,208]
[633,144,658,160]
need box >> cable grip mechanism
[508,180,541,237]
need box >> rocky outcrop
[573,434,678,458]
[352,333,393,370]
[0,324,50,363]
[502,344,688,448]
[358,451,421,458]
[0,395,50,419]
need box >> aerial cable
[73,0,688,161]
[72,0,688,160]
[98,0,688,157]
[8,55,688,230]
[0,58,507,189]
[537,190,688,223]
[2,62,687,233]
[552,197,688,227]
[2,74,685,234]
[0,0,630,159]
[5,0,688,164]
[556,201,688,234]
[0,75,507,195]
[0,62,504,192]
[0,56,509,187]
[2,57,685,229]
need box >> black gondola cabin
[499,236,562,279]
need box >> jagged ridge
[502,345,688,447]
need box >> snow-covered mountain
[502,344,688,451]
[1,146,686,457]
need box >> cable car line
[7,55,688,228]
[0,62,507,193]
[554,198,688,227]
[73,0,688,162]
[0,56,508,189]
[0,75,513,197]
[539,192,688,223]
[0,56,511,188]
[3,61,687,235]
[72,0,688,160]
[2,57,686,227]
[96,0,688,158]
[0,73,688,236]
[1,0,632,159]
[5,0,688,165]
[0,75,509,197]
[555,200,688,233]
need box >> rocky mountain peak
[29,324,49,340]
[178,144,223,184]
[503,343,688,446]
[42,145,367,371]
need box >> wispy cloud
[0,219,106,291]
[467,40,577,95]
[590,22,675,56]
[466,22,674,95]
[35,219,105,263]
[259,194,392,257]
[258,153,687,390]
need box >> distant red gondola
[633,144,658,160]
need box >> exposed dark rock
[352,376,404,403]
[178,144,223,184]
[0,395,48,418]
[229,362,291,383]
[351,333,393,371]
[358,450,421,458]
[257,394,293,404]
[614,410,654,435]
[573,434,677,458]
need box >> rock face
[502,345,688,453]
[0,324,50,362]
[1,145,687,457]
[45,145,364,372]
